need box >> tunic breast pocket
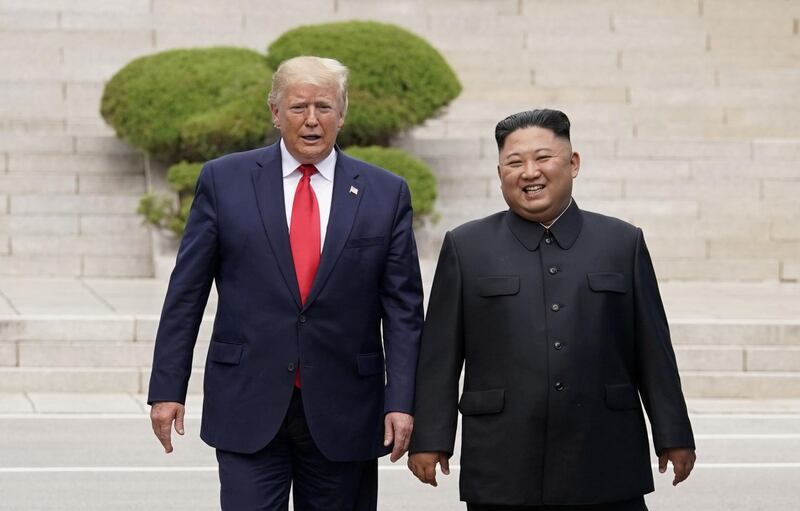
[587,272,627,294]
[477,276,520,297]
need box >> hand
[384,412,414,462]
[150,401,185,454]
[658,447,696,486]
[408,452,450,487]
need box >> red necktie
[289,164,320,387]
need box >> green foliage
[138,162,203,236]
[101,47,273,163]
[266,21,461,146]
[345,146,436,216]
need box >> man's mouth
[522,184,545,194]
[301,135,322,142]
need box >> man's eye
[507,161,522,167]
[318,105,332,112]
[290,106,305,112]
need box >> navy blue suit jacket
[148,142,424,461]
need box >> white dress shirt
[280,139,335,251]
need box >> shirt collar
[279,138,336,182]
[505,198,583,251]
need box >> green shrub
[266,21,461,146]
[102,47,273,163]
[345,146,436,216]
[138,161,203,235]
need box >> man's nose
[305,107,319,126]
[521,162,541,178]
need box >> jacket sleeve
[147,162,219,405]
[380,180,424,414]
[633,228,695,454]
[409,231,464,456]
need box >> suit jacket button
[549,267,558,275]
[545,237,553,245]
[555,382,565,391]
[554,341,563,350]
[287,363,295,372]
[551,303,560,311]
[299,315,307,324]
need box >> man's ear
[570,151,581,179]
[269,102,280,129]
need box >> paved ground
[0,395,798,510]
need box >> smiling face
[497,126,580,224]
[270,82,345,165]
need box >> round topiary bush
[345,146,437,217]
[101,47,273,163]
[266,21,461,147]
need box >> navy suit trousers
[217,389,378,511]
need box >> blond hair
[268,56,349,115]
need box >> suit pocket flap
[477,276,520,297]
[208,340,243,365]
[587,272,627,293]
[458,389,505,415]
[357,353,384,376]
[346,236,384,248]
[605,383,640,410]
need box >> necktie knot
[298,164,317,179]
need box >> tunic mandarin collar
[505,199,583,251]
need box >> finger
[384,416,394,447]
[673,462,691,486]
[440,455,450,475]
[158,422,174,453]
[410,460,427,483]
[423,464,438,487]
[392,426,411,460]
[175,406,185,436]
[658,454,668,474]
[390,443,404,463]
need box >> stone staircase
[0,0,798,397]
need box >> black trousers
[216,388,377,511]
[467,496,648,511]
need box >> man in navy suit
[148,56,424,510]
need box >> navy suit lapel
[304,152,362,309]
[251,143,302,308]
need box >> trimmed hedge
[101,47,273,163]
[138,161,203,235]
[266,21,461,147]
[345,146,436,217]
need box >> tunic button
[555,382,565,391]
[545,237,553,245]
[299,315,307,324]
[554,341,563,350]
[551,303,560,311]
[549,267,558,275]
[287,363,295,372]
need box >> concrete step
[681,371,800,398]
[9,194,142,215]
[6,152,144,175]
[0,254,154,277]
[0,274,797,395]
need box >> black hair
[495,109,571,150]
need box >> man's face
[270,82,345,165]
[497,126,580,224]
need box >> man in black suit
[408,109,696,510]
